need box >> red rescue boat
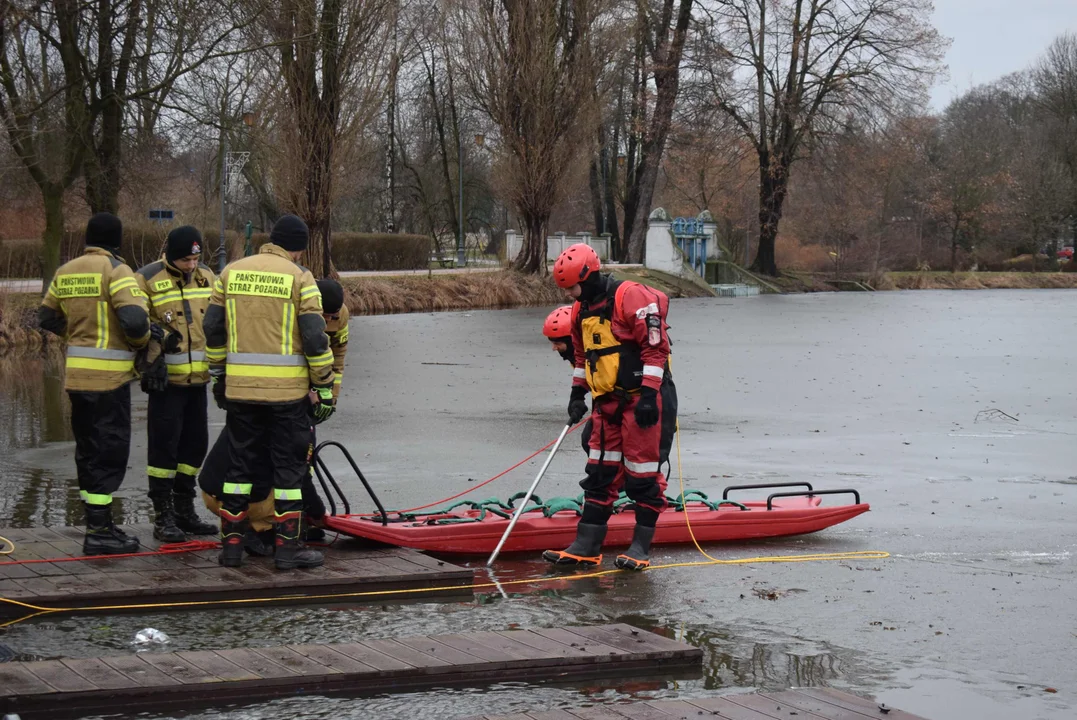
[324,484,869,556]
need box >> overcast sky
[930,0,1077,109]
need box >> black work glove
[211,375,228,410]
[634,386,659,428]
[140,353,168,393]
[567,386,589,425]
[163,330,182,354]
[139,324,168,393]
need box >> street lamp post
[217,134,229,273]
[218,111,257,273]
[457,129,465,268]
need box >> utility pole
[457,128,465,267]
[218,133,228,273]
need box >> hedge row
[244,232,430,271]
[0,230,430,277]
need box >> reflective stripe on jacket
[136,260,216,385]
[203,243,333,403]
[40,247,151,392]
[325,304,349,399]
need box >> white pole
[486,423,571,566]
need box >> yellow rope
[0,394,887,628]
[0,548,888,628]
[0,535,13,556]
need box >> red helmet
[542,306,573,339]
[553,243,600,289]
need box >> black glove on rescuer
[568,386,589,425]
[634,386,659,428]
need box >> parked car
[1057,247,1074,260]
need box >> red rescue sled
[323,483,869,556]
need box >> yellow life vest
[579,281,643,398]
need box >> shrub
[980,254,1059,272]
[0,229,431,277]
[0,238,43,279]
[245,231,429,271]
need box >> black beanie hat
[85,213,123,251]
[166,226,204,264]
[317,278,344,314]
[270,214,309,252]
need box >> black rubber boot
[304,514,326,542]
[173,494,219,536]
[83,505,141,556]
[542,522,608,566]
[243,528,275,557]
[614,524,656,570]
[275,517,324,570]
[151,495,187,543]
[218,511,248,567]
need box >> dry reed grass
[341,271,565,315]
[0,290,60,354]
[882,271,1077,290]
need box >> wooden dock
[0,623,703,719]
[0,524,474,618]
[474,688,931,719]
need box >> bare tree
[927,88,1013,272]
[620,0,693,263]
[264,0,391,277]
[80,0,256,214]
[696,0,945,275]
[0,0,91,281]
[457,0,602,274]
[1034,32,1077,243]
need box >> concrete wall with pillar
[645,208,722,287]
[504,230,611,264]
[643,208,679,274]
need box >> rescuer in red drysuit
[542,244,673,570]
[543,305,678,466]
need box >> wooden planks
[0,524,474,617]
[0,623,703,719]
[469,689,934,720]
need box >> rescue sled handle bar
[766,489,860,511]
[312,440,390,525]
[486,423,572,567]
[722,482,813,500]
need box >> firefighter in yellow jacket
[202,214,335,570]
[38,213,152,555]
[135,227,220,542]
[197,278,349,554]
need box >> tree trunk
[588,158,604,235]
[751,158,787,276]
[949,223,960,273]
[41,187,66,285]
[602,146,620,254]
[624,157,662,263]
[513,213,548,274]
[84,105,123,214]
[623,0,693,263]
[303,123,335,278]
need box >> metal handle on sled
[311,440,390,525]
[486,423,572,567]
[765,488,860,511]
[722,481,813,500]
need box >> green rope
[404,488,744,524]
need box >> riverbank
[765,270,1077,292]
[0,268,709,354]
